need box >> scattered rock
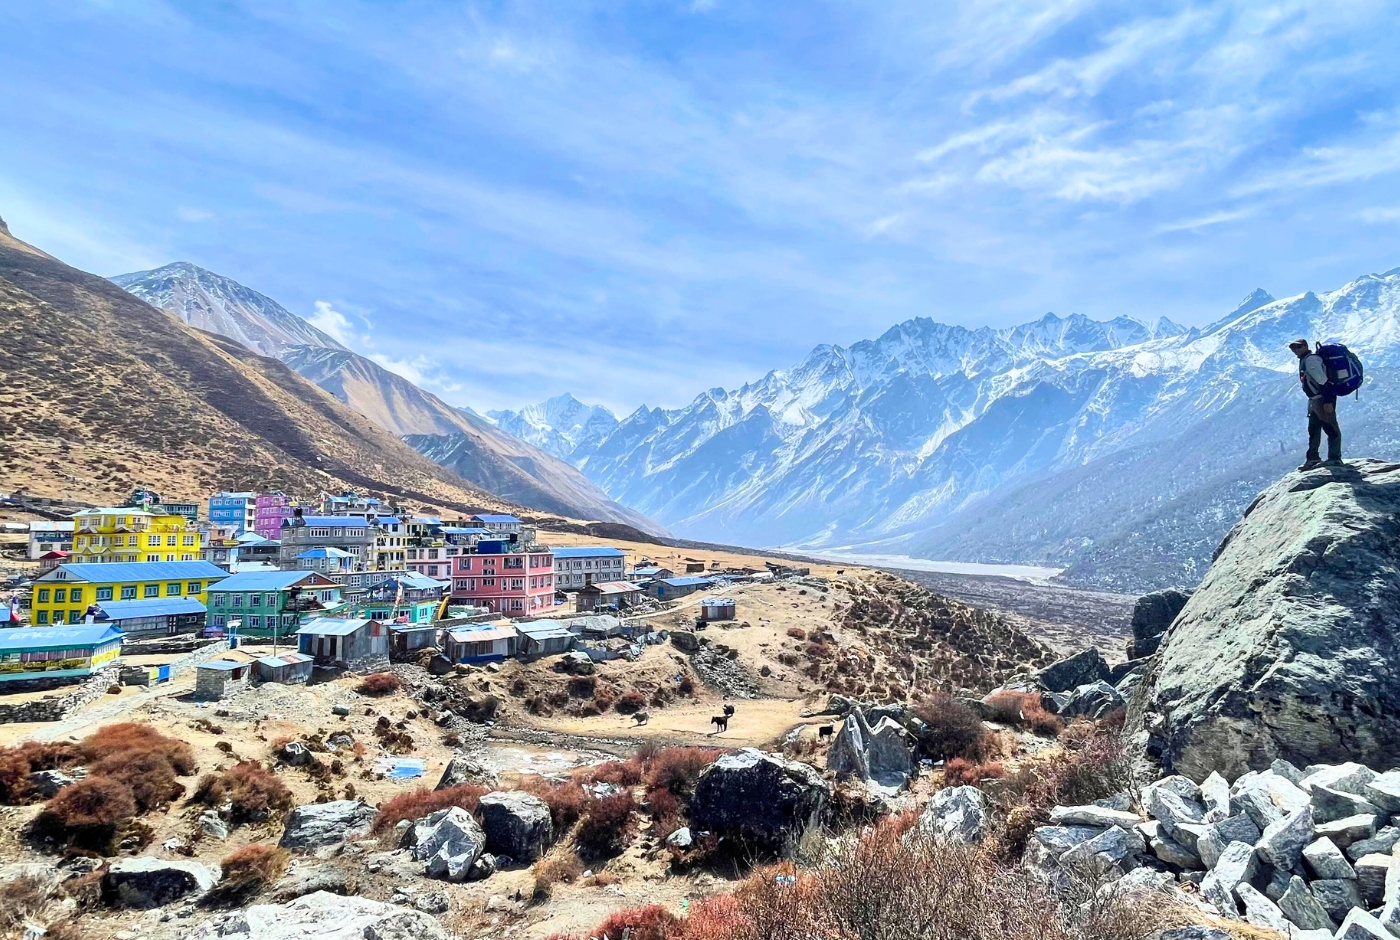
[271,864,354,901]
[1335,907,1394,940]
[1235,772,1310,831]
[1199,841,1258,917]
[1257,805,1314,871]
[1198,815,1261,870]
[666,828,694,849]
[436,753,496,790]
[1304,837,1356,880]
[1316,814,1379,849]
[1127,588,1190,659]
[1034,647,1110,694]
[28,769,80,798]
[1047,805,1141,829]
[476,791,553,862]
[1058,826,1143,879]
[1278,875,1337,933]
[915,786,987,845]
[467,853,497,882]
[185,890,451,940]
[1313,786,1382,824]
[103,857,219,908]
[279,801,375,851]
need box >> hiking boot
[1297,459,1323,471]
[1325,457,1345,467]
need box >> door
[156,664,172,683]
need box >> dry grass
[0,742,81,804]
[371,783,490,834]
[945,758,1006,787]
[357,672,402,696]
[0,873,51,931]
[912,693,992,763]
[204,844,290,906]
[984,691,1065,738]
[593,905,681,940]
[35,778,137,848]
[191,761,294,824]
[575,792,637,859]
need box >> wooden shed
[296,618,389,671]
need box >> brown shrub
[534,850,584,889]
[357,672,402,696]
[81,723,195,775]
[586,758,645,787]
[518,776,590,831]
[646,786,683,834]
[786,627,807,640]
[575,791,636,858]
[0,741,81,804]
[206,844,289,905]
[614,690,647,714]
[0,872,51,930]
[371,783,489,833]
[984,692,1064,738]
[566,675,596,698]
[593,904,680,940]
[88,750,180,813]
[944,759,1005,787]
[36,777,137,847]
[644,747,720,800]
[911,694,991,763]
[192,761,294,823]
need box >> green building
[206,570,344,637]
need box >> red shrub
[586,758,645,787]
[647,786,683,833]
[911,694,991,763]
[0,741,81,804]
[518,776,590,831]
[357,672,402,696]
[88,750,180,813]
[786,627,807,640]
[673,895,753,940]
[984,692,1064,738]
[944,759,1005,787]
[37,777,137,844]
[81,723,195,776]
[614,690,647,714]
[372,783,490,833]
[575,791,636,858]
[192,761,294,823]
[593,904,680,940]
[643,748,720,799]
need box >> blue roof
[552,547,625,558]
[660,576,712,587]
[286,516,371,528]
[198,659,247,672]
[39,561,228,584]
[327,495,379,504]
[413,516,442,525]
[297,547,354,559]
[210,571,335,592]
[297,618,374,636]
[440,526,488,535]
[472,514,521,524]
[95,598,206,619]
[0,625,123,650]
[372,516,402,526]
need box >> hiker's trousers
[1307,396,1341,462]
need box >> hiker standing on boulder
[1289,339,1342,470]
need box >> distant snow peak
[487,393,619,460]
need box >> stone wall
[0,667,119,724]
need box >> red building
[450,539,556,615]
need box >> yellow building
[69,508,203,564]
[30,561,228,626]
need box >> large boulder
[914,786,987,844]
[826,708,915,789]
[1128,588,1191,658]
[1128,460,1400,781]
[1034,647,1110,694]
[104,857,219,908]
[279,800,376,851]
[690,748,830,854]
[477,791,552,862]
[182,890,451,940]
[436,753,496,790]
[406,807,487,882]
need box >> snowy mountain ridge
[505,268,1400,590]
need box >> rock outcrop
[104,857,220,908]
[1130,460,1400,780]
[405,807,487,882]
[182,890,450,940]
[689,748,830,854]
[1034,647,1110,693]
[477,791,553,862]
[1127,588,1191,658]
[279,800,376,851]
[825,707,916,790]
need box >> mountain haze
[113,263,664,534]
[508,276,1400,591]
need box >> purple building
[254,493,295,539]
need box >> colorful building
[208,492,257,535]
[69,508,203,564]
[27,521,74,559]
[471,514,522,536]
[91,597,207,638]
[450,538,555,615]
[278,515,375,570]
[253,493,295,539]
[31,561,227,626]
[0,624,123,683]
[350,573,448,624]
[552,546,627,590]
[405,518,487,579]
[206,570,343,636]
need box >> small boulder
[436,753,496,790]
[1316,814,1380,849]
[28,769,80,798]
[1198,814,1261,870]
[1363,771,1400,814]
[279,801,375,851]
[1141,783,1205,842]
[194,891,450,940]
[1277,875,1336,933]
[1346,825,1400,861]
[1311,878,1365,923]
[477,791,553,862]
[1199,841,1258,917]
[665,827,694,849]
[1034,647,1110,693]
[103,857,219,908]
[1235,883,1291,934]
[1256,805,1314,871]
[1060,681,1125,720]
[1047,805,1141,829]
[271,863,354,901]
[562,652,595,675]
[407,807,487,882]
[915,786,987,845]
[1300,762,1377,796]
[198,810,229,841]
[467,853,497,881]
[1303,836,1356,880]
[1336,908,1393,940]
[1235,772,1310,831]
[1058,826,1143,879]
[1354,852,1392,907]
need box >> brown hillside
[0,225,509,514]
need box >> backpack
[1314,342,1364,397]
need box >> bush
[518,776,590,831]
[357,672,402,696]
[371,783,489,833]
[586,758,645,787]
[944,758,1005,787]
[36,777,137,847]
[192,762,294,823]
[643,747,720,800]
[533,851,584,897]
[593,904,680,940]
[912,693,991,763]
[0,741,81,804]
[984,691,1064,738]
[575,791,636,858]
[206,844,289,906]
[0,872,51,931]
[614,690,647,714]
[81,723,195,775]
[786,627,807,640]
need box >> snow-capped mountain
[513,270,1400,591]
[112,262,346,357]
[487,394,620,460]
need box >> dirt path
[510,698,818,750]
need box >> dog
[710,714,729,733]
[817,724,834,740]
[632,710,650,726]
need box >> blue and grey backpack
[1312,342,1364,397]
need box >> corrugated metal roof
[39,561,229,583]
[297,547,354,559]
[660,576,712,587]
[447,624,517,642]
[210,571,335,592]
[551,547,625,558]
[288,517,371,528]
[95,597,206,619]
[297,618,374,637]
[198,659,248,672]
[439,526,488,535]
[581,581,642,594]
[256,652,313,666]
[0,624,123,650]
[472,514,521,524]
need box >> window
[70,589,82,603]
[165,554,175,562]
[250,593,261,607]
[212,593,224,607]
[182,535,195,546]
[69,610,82,623]
[188,582,201,594]
[510,579,524,591]
[248,616,261,629]
[53,589,66,603]
[36,611,48,625]
[148,535,160,546]
[37,589,49,603]
[121,585,137,600]
[167,583,182,596]
[180,554,193,561]
[166,535,177,546]
[96,587,113,601]
[511,600,523,611]
[144,584,159,598]
[483,578,496,587]
[505,557,522,569]
[232,593,244,607]
[212,614,225,627]
[459,559,472,571]
[265,593,278,607]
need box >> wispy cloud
[1156,207,1256,233]
[307,301,364,346]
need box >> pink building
[451,541,556,615]
[254,493,295,540]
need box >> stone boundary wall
[0,667,119,724]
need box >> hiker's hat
[1288,338,1309,350]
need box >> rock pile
[1130,460,1400,781]
[1033,758,1400,939]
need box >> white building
[551,547,626,590]
[28,521,75,559]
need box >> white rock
[1363,771,1400,814]
[1048,804,1141,829]
[1312,785,1383,824]
[1299,762,1377,797]
[1235,772,1310,831]
[919,786,987,844]
[1316,814,1380,849]
[1199,841,1258,918]
[1303,836,1357,880]
[183,891,451,940]
[407,807,487,882]
[1199,814,1262,869]
[1200,771,1232,823]
[1335,907,1393,940]
[1236,883,1291,934]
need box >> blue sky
[3,1,1400,415]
